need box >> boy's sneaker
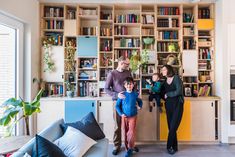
[125,149,133,157]
[112,149,120,155]
[133,146,139,152]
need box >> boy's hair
[124,77,134,85]
[153,73,161,78]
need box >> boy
[116,77,143,157]
[147,73,162,113]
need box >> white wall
[0,0,39,135]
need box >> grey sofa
[12,119,109,157]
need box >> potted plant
[65,81,74,98]
[42,37,56,72]
[0,89,44,135]
[130,50,149,76]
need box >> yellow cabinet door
[160,100,191,141]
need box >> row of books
[100,69,112,81]
[44,33,63,46]
[157,42,177,52]
[79,8,97,16]
[198,85,211,96]
[100,11,112,20]
[157,19,179,28]
[142,28,154,36]
[115,14,140,23]
[183,27,194,36]
[44,7,64,18]
[45,20,63,29]
[78,82,98,97]
[114,49,136,60]
[100,40,112,51]
[198,60,212,70]
[198,8,210,19]
[199,48,212,59]
[183,39,196,50]
[46,84,63,96]
[157,7,180,15]
[79,58,97,68]
[114,26,128,35]
[100,27,112,36]
[157,31,178,40]
[114,38,141,48]
[142,15,154,24]
[81,27,98,36]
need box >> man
[105,56,131,155]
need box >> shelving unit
[40,3,215,98]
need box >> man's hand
[118,91,126,99]
[122,114,127,118]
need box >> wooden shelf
[157,27,180,30]
[100,19,113,23]
[158,51,180,54]
[141,24,155,28]
[157,39,179,42]
[100,51,113,53]
[157,15,181,18]
[114,35,140,38]
[183,23,196,26]
[77,79,98,81]
[114,47,140,50]
[43,29,64,32]
[78,15,98,19]
[77,68,97,71]
[100,66,113,68]
[183,83,198,85]
[100,36,113,39]
[114,23,140,27]
[42,17,64,20]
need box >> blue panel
[77,36,97,57]
[65,100,96,123]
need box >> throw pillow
[23,153,31,157]
[60,112,105,140]
[54,126,97,157]
[32,134,66,157]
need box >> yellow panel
[160,100,191,141]
[198,19,214,30]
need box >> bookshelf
[40,3,215,98]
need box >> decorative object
[166,54,177,65]
[130,50,149,75]
[0,89,44,135]
[42,37,56,72]
[184,87,192,97]
[65,81,74,98]
[148,65,155,74]
[168,43,179,52]
[65,40,76,72]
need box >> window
[0,13,23,137]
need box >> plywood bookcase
[39,3,215,98]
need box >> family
[105,56,184,157]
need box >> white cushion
[54,126,97,157]
[23,153,31,157]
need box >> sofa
[12,119,109,157]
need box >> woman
[161,65,184,155]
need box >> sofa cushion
[32,135,66,157]
[54,126,97,157]
[60,112,105,140]
[83,138,109,157]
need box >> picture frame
[148,65,155,74]
[184,87,192,97]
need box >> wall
[0,0,39,135]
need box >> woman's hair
[162,64,175,77]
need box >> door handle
[211,102,214,107]
[92,102,94,107]
[99,102,101,107]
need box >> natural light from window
[0,24,16,137]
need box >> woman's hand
[118,92,126,99]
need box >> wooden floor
[108,144,235,157]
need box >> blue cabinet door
[65,100,96,123]
[77,36,97,57]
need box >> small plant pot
[67,91,74,98]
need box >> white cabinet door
[37,100,64,133]
[98,100,115,141]
[191,100,215,141]
[41,46,64,82]
[182,50,198,76]
[228,24,235,69]
[136,100,157,141]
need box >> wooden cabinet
[182,50,198,76]
[191,100,216,141]
[97,100,115,141]
[64,100,96,123]
[37,100,64,132]
[136,100,157,141]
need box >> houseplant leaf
[0,107,20,126]
[1,98,23,107]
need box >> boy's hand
[164,94,168,99]
[118,91,126,99]
[137,106,141,110]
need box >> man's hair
[153,73,161,78]
[118,56,127,62]
[124,77,134,85]
[162,64,175,77]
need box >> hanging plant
[42,37,56,72]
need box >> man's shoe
[112,149,120,155]
[167,147,176,155]
[133,146,139,152]
[125,149,133,157]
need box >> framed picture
[148,65,155,74]
[184,87,192,97]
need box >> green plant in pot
[0,89,44,135]
[65,81,74,98]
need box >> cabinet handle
[99,102,101,107]
[211,102,214,107]
[92,102,94,107]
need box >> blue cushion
[60,112,105,140]
[32,135,66,157]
